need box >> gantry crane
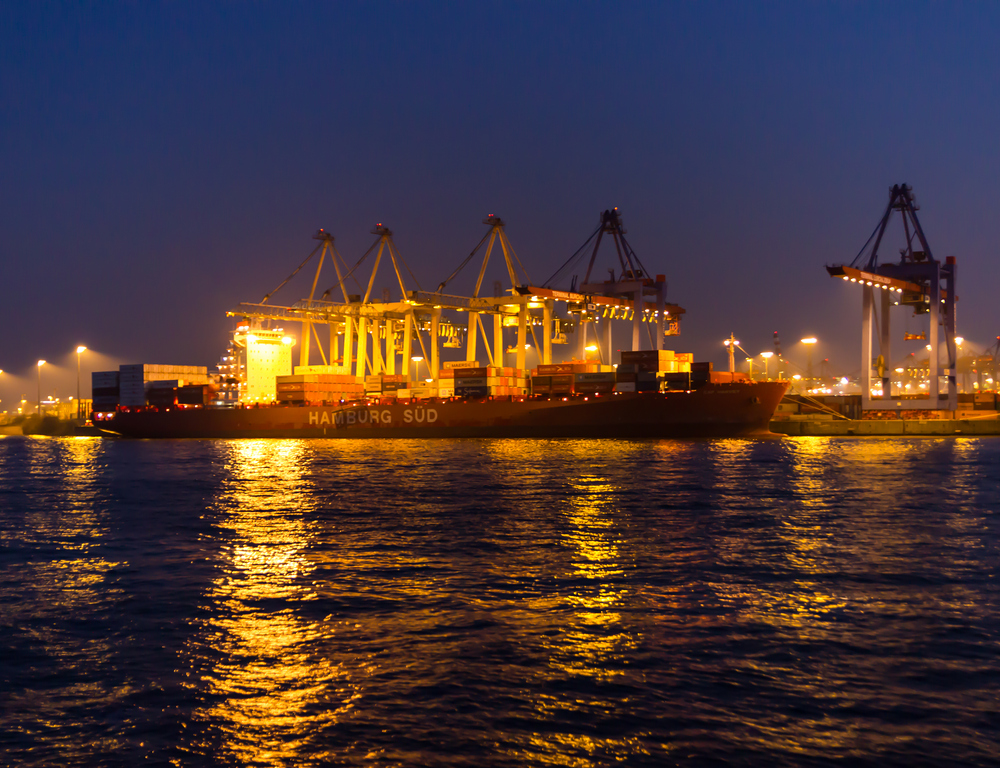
[826,184,957,410]
[227,210,686,386]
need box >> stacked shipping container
[616,350,699,393]
[529,362,614,395]
[277,373,365,403]
[95,364,210,409]
[438,366,528,398]
[91,371,120,413]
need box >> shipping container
[621,350,674,364]
[535,363,578,375]
[92,371,120,387]
[574,381,615,394]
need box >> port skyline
[3,3,1000,411]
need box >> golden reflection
[13,437,109,551]
[0,437,126,750]
[186,440,358,766]
[531,466,642,760]
[552,475,636,680]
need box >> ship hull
[102,382,789,439]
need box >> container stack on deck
[120,364,211,406]
[620,350,696,393]
[93,364,211,411]
[91,371,120,413]
[614,351,750,391]
[438,366,528,398]
[276,373,365,404]
[364,374,408,398]
[530,362,613,395]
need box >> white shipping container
[437,387,455,398]
[614,382,637,393]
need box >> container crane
[826,184,957,411]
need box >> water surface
[1,436,998,766]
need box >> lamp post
[37,360,46,415]
[801,337,817,389]
[76,346,87,421]
[760,351,773,380]
[411,355,424,382]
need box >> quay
[770,393,1000,436]
[771,417,1000,436]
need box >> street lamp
[760,351,773,380]
[801,337,817,388]
[37,360,46,415]
[411,355,424,381]
[76,346,87,421]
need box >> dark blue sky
[3,2,999,403]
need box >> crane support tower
[826,184,957,411]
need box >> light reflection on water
[182,440,360,766]
[1,436,999,766]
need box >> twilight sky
[2,2,1000,404]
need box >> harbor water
[1,436,998,766]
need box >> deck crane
[826,184,957,411]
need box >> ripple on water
[0,436,998,767]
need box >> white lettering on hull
[308,407,438,429]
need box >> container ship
[98,357,789,440]
[91,212,790,440]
